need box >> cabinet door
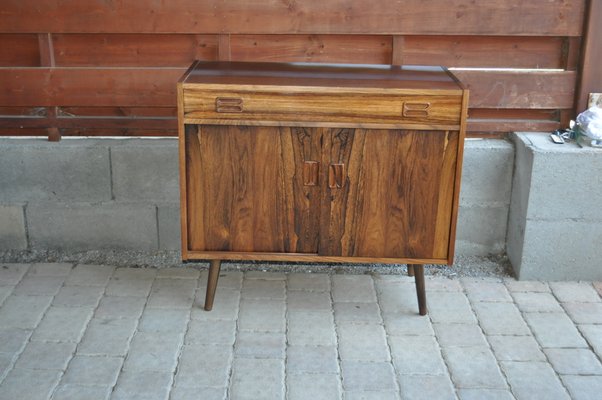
[185,124,321,253]
[319,129,458,260]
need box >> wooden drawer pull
[216,97,243,113]
[403,102,430,118]
[329,163,345,189]
[303,161,319,186]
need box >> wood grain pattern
[0,34,40,66]
[319,129,458,259]
[575,0,602,112]
[185,124,321,253]
[0,1,583,35]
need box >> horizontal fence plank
[0,34,40,66]
[53,34,218,67]
[400,36,566,69]
[453,70,576,109]
[0,68,185,107]
[0,67,576,110]
[0,0,584,36]
[230,35,392,64]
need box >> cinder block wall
[0,138,514,258]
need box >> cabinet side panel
[185,124,320,253]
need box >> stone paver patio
[1,263,601,400]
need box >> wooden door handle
[303,161,319,186]
[215,97,243,113]
[329,163,345,189]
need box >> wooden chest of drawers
[178,61,469,315]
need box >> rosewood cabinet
[178,61,469,315]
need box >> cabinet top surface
[180,61,464,92]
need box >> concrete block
[0,205,27,250]
[234,331,286,359]
[456,205,509,256]
[523,312,587,348]
[544,348,602,375]
[15,341,76,370]
[549,281,601,303]
[0,368,62,400]
[185,319,237,346]
[241,278,286,300]
[238,299,285,333]
[341,361,397,391]
[562,376,602,400]
[338,323,390,362]
[61,355,123,386]
[288,273,331,292]
[27,202,158,251]
[124,331,183,372]
[112,370,172,400]
[77,317,138,357]
[157,204,181,250]
[288,374,342,400]
[443,346,507,389]
[286,345,339,374]
[138,308,190,333]
[472,302,531,336]
[52,385,112,400]
[31,306,93,342]
[288,291,332,312]
[488,336,546,362]
[433,323,488,348]
[332,275,377,303]
[0,295,52,329]
[0,139,111,202]
[230,358,284,400]
[398,375,456,400]
[501,361,570,400]
[175,344,232,388]
[508,132,602,281]
[110,139,179,202]
[460,139,514,205]
[390,335,447,375]
[287,311,335,346]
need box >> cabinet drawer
[182,88,462,126]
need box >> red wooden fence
[0,0,597,138]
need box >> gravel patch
[0,250,514,279]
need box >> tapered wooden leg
[412,264,427,316]
[204,260,221,311]
[407,264,415,277]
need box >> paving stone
[428,292,477,324]
[0,368,62,400]
[286,345,339,374]
[488,335,546,362]
[32,306,93,342]
[0,285,13,305]
[0,295,52,329]
[332,275,377,303]
[185,319,236,345]
[443,346,507,389]
[376,282,418,314]
[288,273,330,292]
[287,291,332,312]
[61,355,123,386]
[501,361,570,400]
[433,323,488,347]
[563,302,602,324]
[156,267,200,280]
[461,278,512,302]
[175,344,232,388]
[504,279,550,293]
[579,324,602,356]
[112,267,157,281]
[112,370,172,400]
[287,373,341,400]
[241,279,285,300]
[0,328,31,353]
[15,341,75,370]
[398,374,456,400]
[390,335,446,375]
[234,331,285,359]
[105,278,154,297]
[511,292,564,312]
[147,279,196,309]
[52,285,104,308]
[337,323,390,362]
[457,389,515,400]
[523,312,587,348]
[340,361,397,391]
[561,375,602,400]
[238,299,285,332]
[94,296,147,319]
[51,384,112,400]
[191,288,240,321]
[230,358,284,400]
[64,264,114,287]
[169,386,227,400]
[123,331,183,372]
[0,263,29,285]
[27,263,73,277]
[344,391,400,400]
[544,348,602,375]
[0,352,14,377]
[334,302,382,323]
[138,308,190,333]
[424,276,463,292]
[549,282,600,303]
[77,318,138,356]
[244,271,287,280]
[287,311,336,346]
[13,276,65,296]
[380,314,432,338]
[198,270,243,290]
[472,302,531,335]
